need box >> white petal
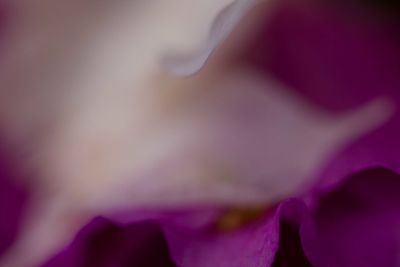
[87,69,393,209]
[0,1,260,266]
[162,0,258,76]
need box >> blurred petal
[163,199,307,267]
[42,217,176,267]
[163,0,258,76]
[0,150,28,257]
[0,1,260,265]
[93,70,392,209]
[271,220,312,267]
[0,0,257,147]
[250,0,400,188]
[301,167,400,267]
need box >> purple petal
[43,217,176,267]
[0,149,28,256]
[301,167,400,267]
[271,219,312,267]
[163,200,309,267]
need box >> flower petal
[301,167,400,267]
[162,0,258,76]
[42,217,176,267]
[250,0,400,188]
[162,199,307,267]
[0,151,28,257]
[92,69,392,209]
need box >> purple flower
[1,0,400,266]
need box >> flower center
[216,206,270,231]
